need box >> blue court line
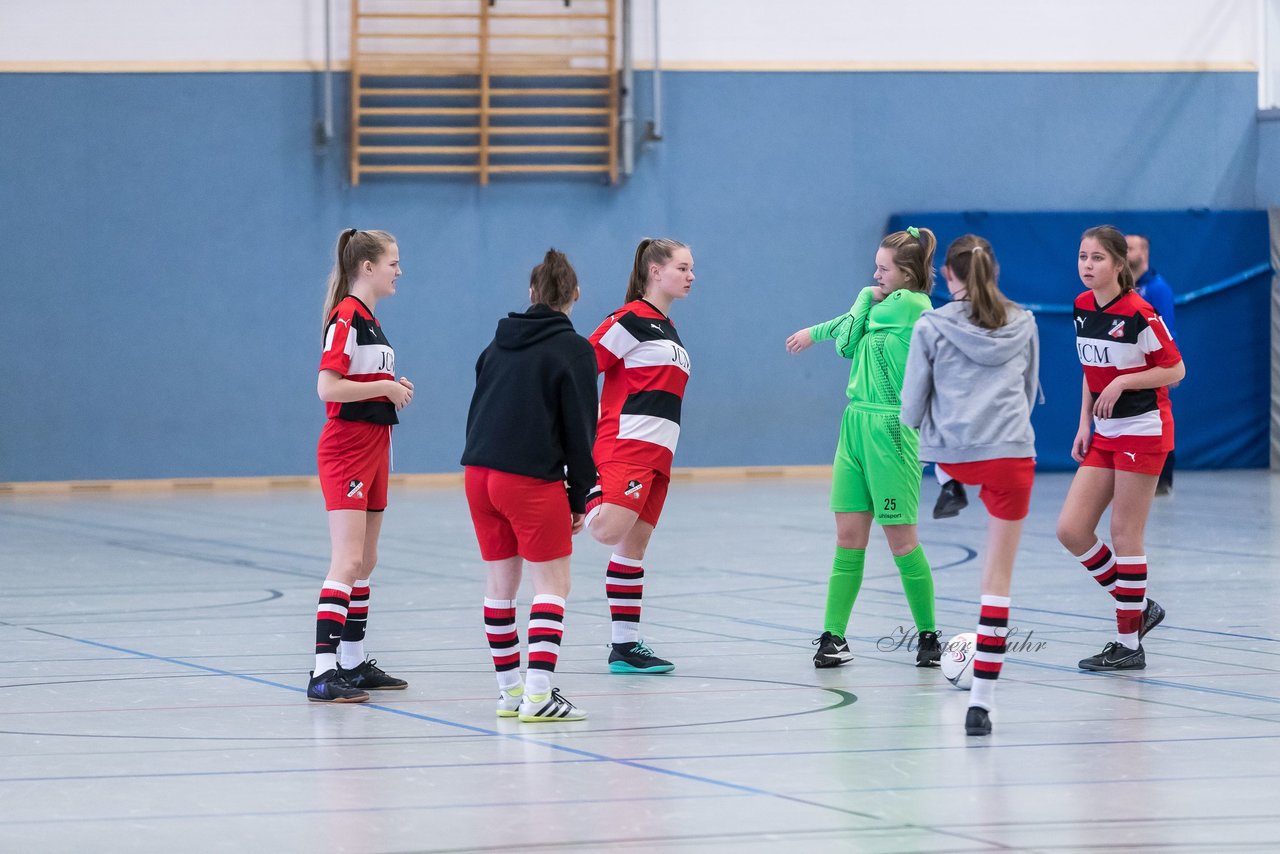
[21,627,883,821]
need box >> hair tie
[970,245,983,254]
[906,226,920,239]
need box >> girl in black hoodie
[462,249,598,722]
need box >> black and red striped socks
[315,578,351,675]
[485,598,521,691]
[606,554,643,645]
[1114,556,1148,648]
[526,594,566,696]
[970,594,1010,712]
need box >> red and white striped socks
[339,579,369,669]
[526,594,566,696]
[1114,555,1148,648]
[970,594,1010,712]
[1075,540,1118,595]
[484,598,522,691]
[606,554,643,645]
[315,578,352,675]
[1074,540,1147,648]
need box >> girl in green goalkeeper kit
[786,227,941,669]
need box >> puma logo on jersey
[347,480,364,498]
[1075,316,1086,328]
[624,479,643,498]
[650,323,664,333]
[1122,452,1137,462]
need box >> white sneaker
[496,686,524,718]
[518,688,587,722]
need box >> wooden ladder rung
[489,145,610,154]
[487,126,608,135]
[360,88,482,96]
[358,126,480,136]
[357,32,480,40]
[357,13,481,20]
[489,14,610,21]
[359,164,481,174]
[489,88,609,96]
[358,145,481,154]
[489,107,610,116]
[488,33,608,41]
[359,107,481,116]
[488,164,610,174]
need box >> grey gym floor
[2,470,1278,853]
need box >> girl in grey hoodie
[900,235,1039,737]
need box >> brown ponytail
[322,228,397,332]
[880,227,937,293]
[1081,225,1135,294]
[625,237,688,303]
[530,248,579,310]
[944,234,1013,330]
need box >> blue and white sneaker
[496,686,524,718]
[518,688,587,722]
[608,640,674,673]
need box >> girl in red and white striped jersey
[584,238,694,674]
[308,228,415,703]
[1056,225,1184,673]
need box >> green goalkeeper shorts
[830,403,921,525]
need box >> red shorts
[937,458,1036,521]
[598,460,670,528]
[464,466,573,562]
[1081,446,1167,477]
[317,419,390,512]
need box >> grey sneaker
[1078,641,1145,671]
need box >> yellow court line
[0,465,832,496]
[0,60,1256,74]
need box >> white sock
[338,640,365,670]
[314,652,337,675]
[935,465,953,485]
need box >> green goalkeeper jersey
[809,286,932,409]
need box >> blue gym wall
[0,70,1267,481]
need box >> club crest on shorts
[624,479,643,498]
[347,479,364,498]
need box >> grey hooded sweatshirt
[899,300,1040,463]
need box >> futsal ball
[940,632,977,690]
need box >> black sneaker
[812,631,854,668]
[916,630,942,667]
[1139,598,1165,640]
[965,706,992,736]
[307,669,370,703]
[932,480,968,519]
[338,658,408,691]
[1078,641,1145,671]
[608,641,674,673]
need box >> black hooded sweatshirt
[461,304,599,513]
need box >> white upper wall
[0,0,1261,71]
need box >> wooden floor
[2,470,1278,852]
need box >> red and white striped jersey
[1073,289,1180,452]
[589,299,691,474]
[319,295,398,424]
